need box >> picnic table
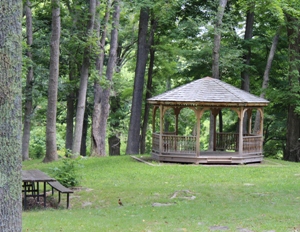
[22,169,55,209]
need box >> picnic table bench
[48,181,74,209]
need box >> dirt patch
[22,195,58,210]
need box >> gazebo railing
[243,135,262,154]
[215,132,239,151]
[216,132,262,154]
[152,133,160,153]
[152,133,196,154]
[153,133,263,156]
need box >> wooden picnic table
[22,169,56,209]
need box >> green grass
[22,156,300,231]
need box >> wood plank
[22,170,55,182]
[48,181,73,193]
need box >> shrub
[50,158,82,187]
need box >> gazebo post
[259,108,264,136]
[247,109,252,135]
[152,106,158,132]
[238,107,244,155]
[159,105,164,155]
[174,108,181,135]
[196,110,201,157]
[211,109,219,151]
[259,108,264,150]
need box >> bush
[50,158,82,187]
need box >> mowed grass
[22,156,300,231]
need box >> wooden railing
[216,132,262,154]
[243,135,262,154]
[152,133,160,153]
[152,133,196,154]
[215,133,239,151]
[153,133,263,155]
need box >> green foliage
[29,127,46,159]
[50,158,82,187]
[29,124,67,159]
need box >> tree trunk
[140,17,157,154]
[91,0,111,156]
[284,15,300,162]
[209,0,227,150]
[253,32,279,133]
[98,0,120,156]
[65,61,76,151]
[0,0,22,229]
[72,0,96,156]
[80,104,89,156]
[212,0,227,79]
[126,7,150,155]
[241,9,254,92]
[240,6,255,135]
[108,96,121,156]
[44,0,61,162]
[22,0,34,161]
[91,0,120,156]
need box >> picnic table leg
[36,182,40,202]
[58,191,61,204]
[43,182,47,207]
[23,183,27,210]
[66,193,70,209]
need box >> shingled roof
[147,77,269,107]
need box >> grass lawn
[22,156,300,231]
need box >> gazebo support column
[196,110,201,157]
[174,108,181,135]
[238,108,244,155]
[152,106,158,132]
[159,105,164,155]
[247,109,253,134]
[259,108,264,148]
[211,109,220,151]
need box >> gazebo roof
[148,77,269,107]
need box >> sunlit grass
[22,156,300,231]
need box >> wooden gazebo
[147,77,270,164]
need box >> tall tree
[44,0,61,162]
[284,13,300,162]
[72,0,96,155]
[212,0,228,79]
[91,0,112,156]
[140,15,158,154]
[65,61,76,151]
[241,3,255,92]
[96,0,120,156]
[209,0,227,150]
[0,0,22,229]
[126,7,150,155]
[253,32,280,133]
[22,0,34,161]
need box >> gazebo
[147,77,270,164]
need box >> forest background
[21,0,300,163]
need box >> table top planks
[22,169,56,182]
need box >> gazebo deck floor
[151,151,263,164]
